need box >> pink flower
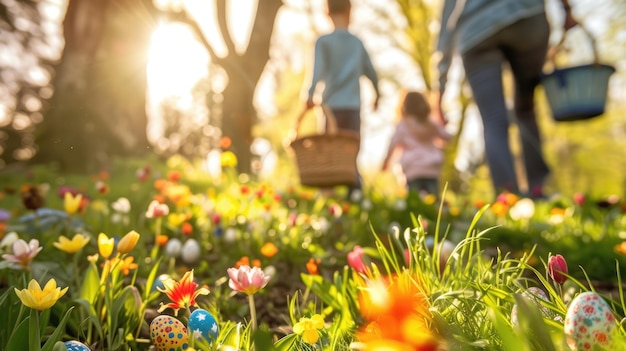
[2,239,42,268]
[145,200,169,218]
[548,254,568,285]
[573,192,586,206]
[227,265,270,295]
[347,245,367,274]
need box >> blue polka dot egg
[188,308,219,342]
[64,341,90,351]
[150,315,189,351]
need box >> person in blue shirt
[304,0,380,194]
[436,0,578,198]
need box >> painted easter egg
[511,287,551,327]
[164,238,182,257]
[188,308,219,342]
[181,238,201,264]
[150,315,189,351]
[64,341,90,351]
[564,291,615,350]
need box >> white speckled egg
[64,341,91,351]
[188,308,219,342]
[181,238,201,264]
[150,315,189,351]
[564,292,615,350]
[511,287,551,327]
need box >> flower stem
[29,308,40,351]
[248,293,257,333]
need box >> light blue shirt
[308,29,379,110]
[437,0,546,92]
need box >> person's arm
[362,44,380,111]
[306,38,327,110]
[560,0,578,31]
[434,0,457,124]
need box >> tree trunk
[212,0,283,174]
[33,0,154,172]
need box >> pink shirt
[387,118,450,179]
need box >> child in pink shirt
[382,91,451,195]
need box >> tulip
[53,233,90,254]
[228,265,271,333]
[157,270,210,316]
[2,238,42,268]
[347,245,368,274]
[145,200,169,218]
[14,278,68,310]
[97,232,115,259]
[548,254,568,286]
[64,192,83,215]
[227,265,271,295]
[117,230,140,254]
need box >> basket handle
[546,24,599,70]
[293,104,339,139]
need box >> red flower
[157,270,209,316]
[548,254,568,285]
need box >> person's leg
[462,42,519,194]
[501,14,551,197]
[330,109,362,192]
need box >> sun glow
[146,22,209,102]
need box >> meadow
[1,155,625,351]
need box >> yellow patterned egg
[150,315,189,351]
[564,292,615,350]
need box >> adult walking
[436,0,578,198]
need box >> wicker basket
[541,28,615,122]
[289,106,360,187]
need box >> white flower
[111,197,131,213]
[509,198,535,221]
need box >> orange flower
[357,272,435,349]
[182,222,193,235]
[113,256,139,276]
[491,201,508,217]
[615,242,626,255]
[260,242,278,258]
[306,258,321,275]
[157,270,210,316]
[156,234,169,247]
[235,256,261,268]
[219,136,232,149]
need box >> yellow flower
[293,314,325,344]
[53,234,90,254]
[117,230,140,254]
[14,279,68,311]
[220,151,238,168]
[64,192,83,215]
[97,232,115,259]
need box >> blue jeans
[461,13,550,195]
[329,109,362,190]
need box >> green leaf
[51,341,67,351]
[272,334,298,351]
[41,306,75,351]
[6,314,30,351]
[79,264,100,303]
